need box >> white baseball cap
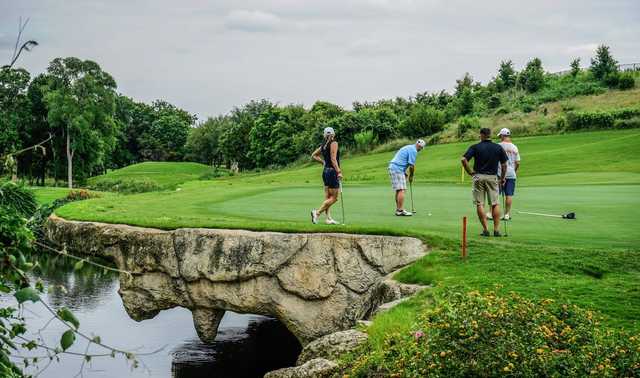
[497,128,511,136]
[417,139,426,147]
[323,127,335,137]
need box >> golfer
[310,127,342,225]
[388,139,426,216]
[461,128,508,236]
[497,128,520,220]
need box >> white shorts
[388,169,406,191]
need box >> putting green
[57,182,640,250]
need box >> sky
[1,0,639,121]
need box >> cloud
[346,38,396,57]
[224,10,282,32]
[566,43,599,54]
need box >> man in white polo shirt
[497,128,520,220]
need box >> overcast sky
[1,0,639,121]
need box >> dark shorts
[322,168,340,189]
[500,178,516,196]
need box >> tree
[0,68,31,156]
[518,57,545,93]
[44,57,117,188]
[590,45,618,81]
[401,105,446,139]
[455,73,474,96]
[219,99,274,171]
[497,60,516,90]
[457,88,474,116]
[570,58,581,78]
[185,116,228,166]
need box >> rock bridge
[45,216,426,344]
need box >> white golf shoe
[311,209,319,224]
[325,218,339,225]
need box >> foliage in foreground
[340,289,640,377]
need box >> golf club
[409,180,416,213]
[502,187,508,237]
[518,211,576,219]
[339,180,346,225]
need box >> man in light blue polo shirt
[388,139,426,216]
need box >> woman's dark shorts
[322,168,340,189]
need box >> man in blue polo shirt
[388,139,426,216]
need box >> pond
[1,253,302,377]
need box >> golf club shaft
[340,180,345,224]
[410,181,415,212]
[517,211,562,218]
[502,187,508,236]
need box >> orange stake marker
[462,216,468,259]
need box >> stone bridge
[45,216,427,345]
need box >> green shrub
[487,94,501,109]
[91,178,161,193]
[401,105,446,139]
[603,72,620,88]
[0,182,37,218]
[199,167,226,180]
[354,130,377,152]
[555,116,567,130]
[457,116,481,138]
[618,73,636,90]
[566,111,614,130]
[340,289,640,377]
[614,117,640,129]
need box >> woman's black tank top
[321,141,340,169]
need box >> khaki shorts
[472,174,498,206]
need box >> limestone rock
[264,358,338,378]
[276,242,337,299]
[297,329,368,365]
[45,216,427,345]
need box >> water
[1,254,301,378]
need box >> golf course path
[45,215,428,344]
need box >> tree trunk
[66,127,73,189]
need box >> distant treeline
[1,45,636,185]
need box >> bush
[340,289,640,377]
[65,189,100,201]
[618,73,636,90]
[0,182,37,218]
[457,116,480,138]
[494,106,510,116]
[91,178,161,194]
[354,130,377,152]
[566,111,614,130]
[487,94,501,109]
[614,117,640,129]
[603,72,620,88]
[198,167,226,180]
[401,105,446,139]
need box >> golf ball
[428,213,432,216]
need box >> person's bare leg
[492,204,500,232]
[396,189,405,210]
[318,189,338,214]
[505,196,513,216]
[476,204,488,232]
[324,187,332,219]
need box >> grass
[54,129,640,333]
[87,161,213,189]
[31,187,76,205]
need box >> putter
[409,180,416,213]
[339,180,346,225]
[501,187,508,237]
[518,211,576,219]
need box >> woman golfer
[310,127,342,225]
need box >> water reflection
[172,317,301,378]
[3,252,301,378]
